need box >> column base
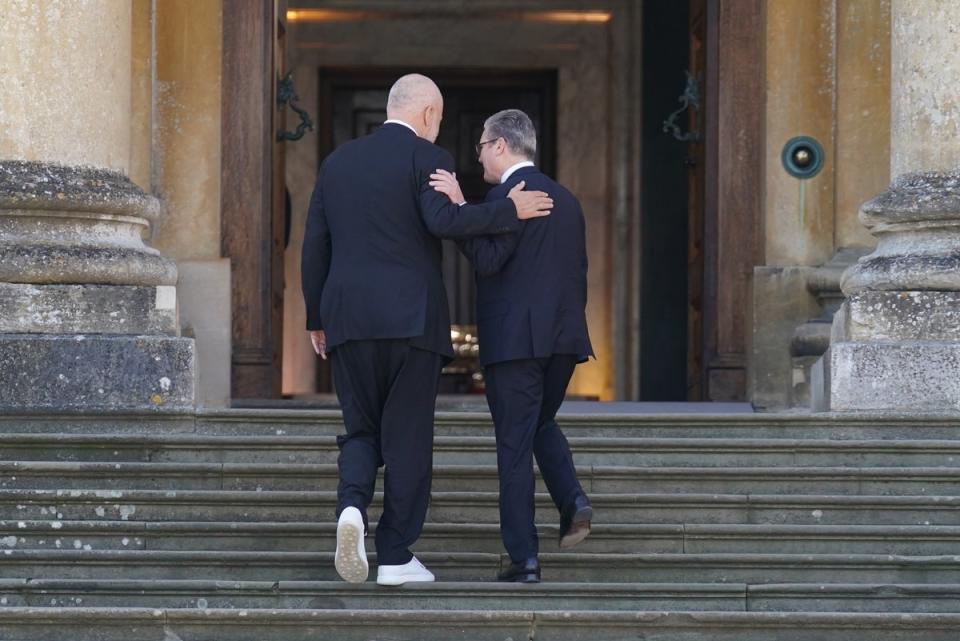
[0,283,178,335]
[825,341,960,411]
[817,292,960,411]
[0,335,195,411]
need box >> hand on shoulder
[508,180,553,220]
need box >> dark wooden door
[702,0,764,402]
[221,0,287,399]
[270,1,288,396]
[638,0,712,402]
[686,0,708,400]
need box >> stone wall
[751,0,890,409]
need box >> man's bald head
[387,74,442,116]
[386,74,444,143]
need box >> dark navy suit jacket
[301,123,520,361]
[459,166,594,366]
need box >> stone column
[823,1,960,411]
[0,1,194,410]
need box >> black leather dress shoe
[559,493,592,549]
[497,557,541,583]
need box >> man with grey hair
[431,109,594,583]
[302,78,554,587]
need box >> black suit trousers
[483,354,584,562]
[331,339,444,565]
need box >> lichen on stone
[0,160,160,221]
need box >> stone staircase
[0,409,959,640]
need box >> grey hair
[484,109,537,160]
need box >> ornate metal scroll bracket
[662,70,702,143]
[276,71,314,142]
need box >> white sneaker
[335,507,368,583]
[376,555,435,586]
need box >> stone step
[1,608,959,641]
[3,433,960,467]
[2,489,959,526]
[3,520,960,556]
[0,550,959,584]
[3,579,960,614]
[1,579,746,612]
[425,492,960,528]
[9,408,960,441]
[5,461,960,496]
[198,408,960,441]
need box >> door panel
[221,0,285,399]
[687,0,707,400]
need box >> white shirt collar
[500,161,536,184]
[383,119,418,136]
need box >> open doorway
[239,2,763,405]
